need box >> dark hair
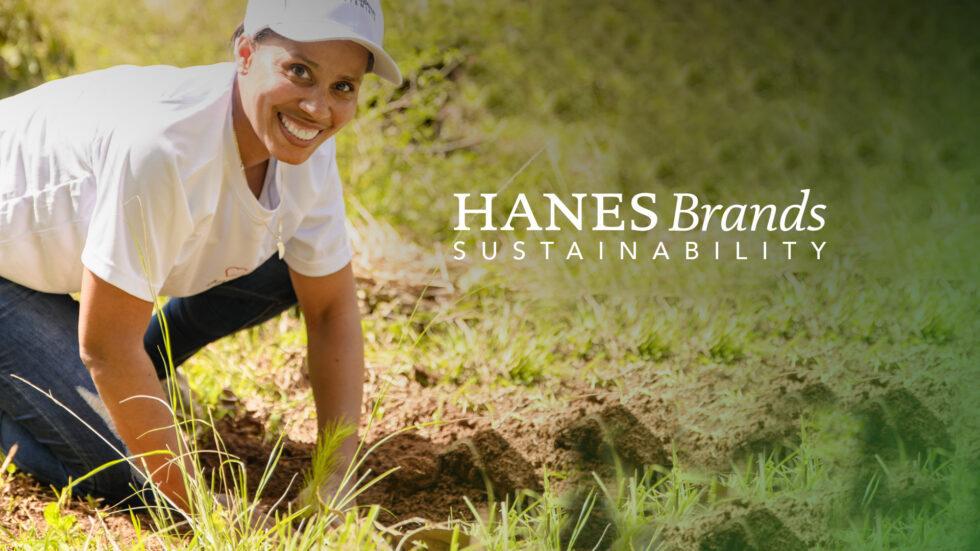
[231,23,375,73]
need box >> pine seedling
[298,420,357,512]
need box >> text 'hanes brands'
[451,190,829,262]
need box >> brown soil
[696,507,806,551]
[0,473,155,548]
[2,339,959,550]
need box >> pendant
[277,220,285,260]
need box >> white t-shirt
[0,62,352,302]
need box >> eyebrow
[288,50,363,82]
[290,51,320,70]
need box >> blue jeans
[0,255,296,505]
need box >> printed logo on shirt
[225,266,250,278]
[205,267,251,289]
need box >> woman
[0,0,400,511]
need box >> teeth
[279,113,320,141]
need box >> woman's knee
[0,408,139,503]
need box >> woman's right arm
[77,267,190,511]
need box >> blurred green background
[7,0,977,279]
[3,0,978,548]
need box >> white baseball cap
[244,0,402,85]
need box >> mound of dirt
[196,368,957,542]
[3,342,959,551]
[837,385,955,517]
[699,508,805,551]
[556,403,671,476]
[440,428,541,495]
[197,413,314,504]
[857,387,954,460]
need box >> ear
[234,35,257,75]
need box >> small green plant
[508,355,546,385]
[708,335,745,364]
[636,333,670,361]
[296,421,357,513]
[42,499,78,542]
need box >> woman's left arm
[288,263,364,492]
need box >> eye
[289,64,311,80]
[334,81,356,94]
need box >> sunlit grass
[1,0,976,548]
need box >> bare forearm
[306,307,364,462]
[85,348,190,509]
[77,268,189,509]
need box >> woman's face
[235,33,369,165]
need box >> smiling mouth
[277,112,323,143]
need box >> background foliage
[2,1,978,549]
[0,0,73,96]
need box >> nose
[298,88,332,123]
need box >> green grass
[2,0,978,548]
